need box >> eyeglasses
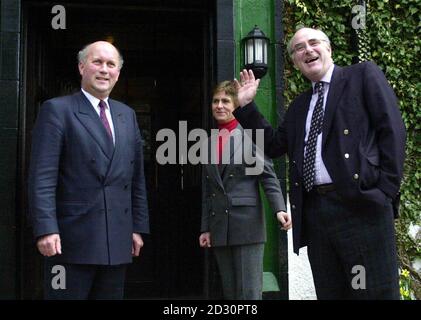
[291,38,327,55]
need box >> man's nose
[303,42,314,53]
[99,63,108,72]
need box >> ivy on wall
[282,0,420,299]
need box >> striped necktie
[98,100,113,142]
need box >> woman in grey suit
[199,81,291,300]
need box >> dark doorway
[20,0,213,299]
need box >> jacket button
[295,182,299,187]
[291,204,296,209]
[292,160,296,165]
[229,174,234,178]
[212,193,216,197]
[225,209,229,214]
[344,153,350,159]
[211,211,215,216]
[353,173,359,180]
[124,184,129,190]
[206,175,209,179]
[344,129,349,135]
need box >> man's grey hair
[287,27,331,57]
[77,42,124,70]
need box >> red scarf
[217,118,238,164]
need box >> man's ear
[326,46,333,61]
[78,62,84,76]
[325,42,332,54]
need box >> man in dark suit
[199,81,291,300]
[28,41,149,299]
[233,27,406,299]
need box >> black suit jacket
[28,91,150,265]
[234,61,406,254]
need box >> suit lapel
[229,124,243,162]
[104,99,125,180]
[295,91,312,177]
[209,164,224,190]
[219,124,242,178]
[207,134,224,191]
[73,91,114,159]
[322,65,346,148]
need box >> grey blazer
[201,124,286,247]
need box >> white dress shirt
[303,64,335,185]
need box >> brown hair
[212,80,238,106]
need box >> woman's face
[212,91,235,124]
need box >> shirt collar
[311,64,335,92]
[81,88,109,109]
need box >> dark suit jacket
[234,61,406,254]
[28,91,149,265]
[201,124,286,246]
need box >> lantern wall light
[243,25,269,79]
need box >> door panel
[22,0,212,299]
